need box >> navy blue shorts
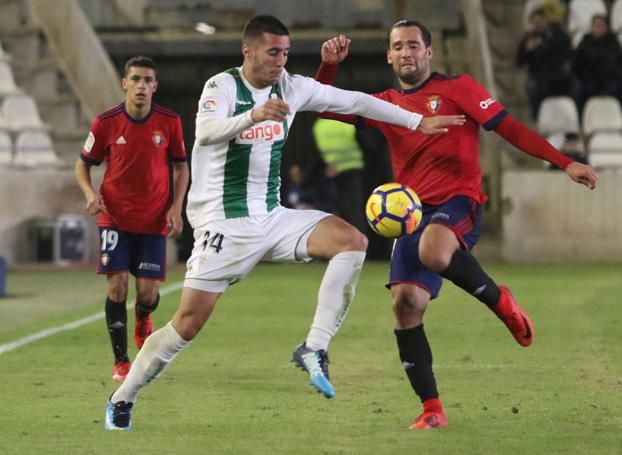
[98,227,166,280]
[388,195,482,299]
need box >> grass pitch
[0,262,620,454]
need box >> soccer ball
[365,182,423,238]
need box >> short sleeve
[452,75,507,130]
[168,115,187,162]
[80,117,106,165]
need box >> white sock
[112,321,189,404]
[306,250,366,351]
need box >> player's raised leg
[105,287,220,430]
[292,215,367,398]
[420,223,534,346]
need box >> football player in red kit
[315,21,597,430]
[75,56,189,381]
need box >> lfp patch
[201,99,217,113]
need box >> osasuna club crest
[427,95,442,113]
[100,253,110,266]
[152,131,164,146]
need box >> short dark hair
[243,15,289,42]
[124,56,157,77]
[387,20,432,48]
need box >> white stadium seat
[0,130,12,165]
[582,96,622,136]
[0,61,19,96]
[1,94,46,131]
[537,96,581,135]
[588,131,622,168]
[13,130,60,166]
[612,0,622,35]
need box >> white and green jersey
[186,66,421,228]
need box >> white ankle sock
[112,321,189,404]
[306,250,366,351]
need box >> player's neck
[124,100,151,120]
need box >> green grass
[0,262,621,454]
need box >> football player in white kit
[105,14,465,430]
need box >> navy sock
[439,249,500,308]
[395,324,439,402]
[105,298,128,362]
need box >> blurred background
[0,0,620,274]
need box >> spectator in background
[313,118,367,234]
[516,8,574,119]
[523,0,567,30]
[572,14,622,114]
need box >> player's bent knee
[419,248,451,273]
[345,228,368,252]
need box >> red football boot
[493,285,534,347]
[410,398,448,430]
[134,303,153,350]
[410,411,448,430]
[112,360,130,381]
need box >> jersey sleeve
[291,75,421,130]
[195,73,254,145]
[452,75,507,130]
[168,115,187,162]
[80,117,106,166]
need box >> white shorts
[184,206,331,293]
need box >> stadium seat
[0,130,12,165]
[588,131,622,168]
[612,0,622,35]
[0,40,10,62]
[0,61,20,96]
[567,0,607,47]
[13,130,60,167]
[537,96,581,135]
[582,96,622,136]
[1,94,46,131]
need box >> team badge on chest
[152,131,165,147]
[427,95,442,113]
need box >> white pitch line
[0,281,184,356]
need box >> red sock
[423,397,444,414]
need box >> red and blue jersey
[80,103,186,234]
[362,73,506,205]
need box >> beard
[397,64,427,86]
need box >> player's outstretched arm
[418,116,466,135]
[493,115,598,189]
[564,161,598,190]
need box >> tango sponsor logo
[237,122,284,144]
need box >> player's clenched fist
[321,34,351,64]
